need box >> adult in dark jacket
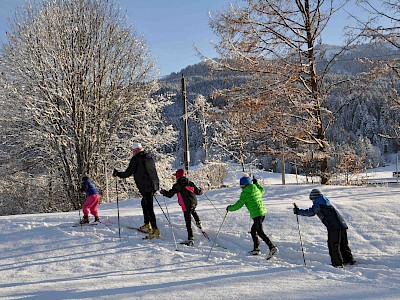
[113,143,160,238]
[294,189,355,267]
[160,169,204,245]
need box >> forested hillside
[156,43,400,174]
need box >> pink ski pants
[82,194,100,217]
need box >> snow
[1,166,400,299]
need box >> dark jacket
[117,150,159,195]
[162,177,203,212]
[297,194,348,231]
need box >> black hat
[309,189,321,200]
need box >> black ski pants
[251,216,275,251]
[327,229,354,266]
[141,191,157,229]
[183,206,201,240]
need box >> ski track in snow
[0,173,400,299]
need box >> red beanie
[174,169,185,180]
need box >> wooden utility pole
[182,74,190,171]
[281,140,286,185]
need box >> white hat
[132,142,143,150]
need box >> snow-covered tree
[352,0,400,143]
[0,0,175,212]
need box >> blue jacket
[297,194,348,231]
[82,178,99,198]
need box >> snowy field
[1,166,399,299]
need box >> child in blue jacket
[80,176,101,224]
[294,189,355,267]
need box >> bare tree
[206,0,360,184]
[0,0,175,211]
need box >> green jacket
[228,182,267,219]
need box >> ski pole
[154,195,171,223]
[78,203,83,230]
[294,203,306,266]
[203,193,224,219]
[115,180,121,239]
[161,195,178,251]
[206,210,228,261]
[203,193,236,233]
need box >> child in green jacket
[227,176,278,259]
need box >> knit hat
[239,176,252,188]
[174,169,185,180]
[132,143,143,150]
[309,188,322,200]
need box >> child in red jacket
[160,169,204,246]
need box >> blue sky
[0,0,388,76]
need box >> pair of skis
[72,221,101,227]
[124,222,227,249]
[248,248,279,261]
[118,225,160,240]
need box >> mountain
[155,43,400,168]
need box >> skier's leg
[90,194,100,218]
[184,210,194,240]
[141,196,150,225]
[254,216,275,249]
[327,230,344,266]
[340,229,355,263]
[82,198,91,217]
[250,219,260,250]
[144,191,157,229]
[191,208,201,223]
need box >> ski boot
[80,216,89,224]
[180,238,194,246]
[248,248,261,255]
[147,228,161,239]
[196,221,202,229]
[139,223,152,233]
[266,246,279,260]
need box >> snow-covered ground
[1,166,399,299]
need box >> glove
[252,176,257,184]
[293,207,299,215]
[226,205,231,212]
[160,188,166,195]
[112,169,119,177]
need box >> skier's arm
[228,194,246,212]
[297,202,321,217]
[161,183,181,198]
[192,182,204,195]
[117,157,135,178]
[254,182,265,196]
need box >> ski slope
[0,168,399,299]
